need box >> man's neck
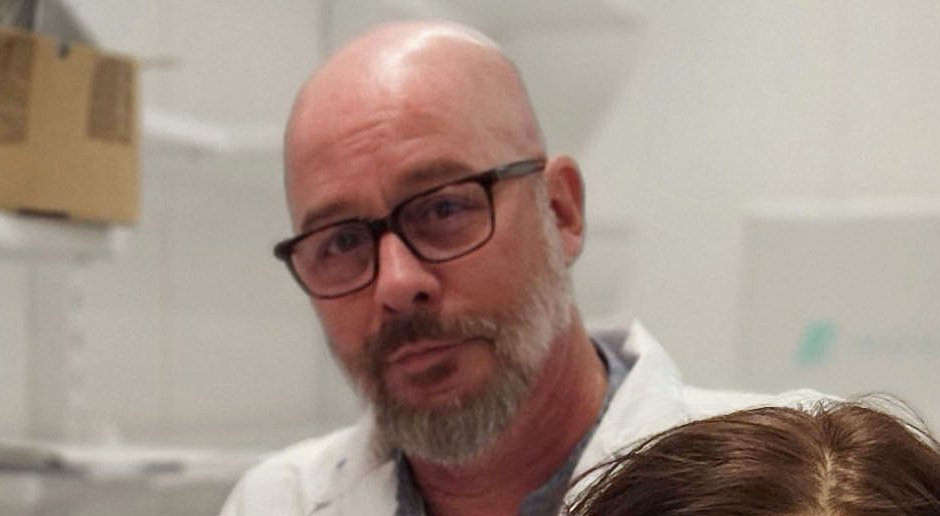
[407,320,608,516]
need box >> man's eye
[429,198,465,219]
[412,194,479,223]
[321,228,366,257]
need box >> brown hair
[567,399,940,515]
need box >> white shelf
[746,197,940,221]
[0,439,259,481]
[0,213,124,261]
[0,212,125,441]
[142,108,283,155]
[0,440,257,513]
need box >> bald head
[310,21,503,92]
[283,21,545,220]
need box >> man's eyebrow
[297,159,476,233]
[298,200,353,234]
[399,159,475,189]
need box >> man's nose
[372,233,441,315]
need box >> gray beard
[360,212,573,465]
[372,340,532,465]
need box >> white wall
[76,149,361,447]
[0,262,29,436]
[573,1,940,388]
[740,202,940,429]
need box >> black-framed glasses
[274,158,546,298]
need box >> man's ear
[544,155,585,264]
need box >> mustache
[363,311,500,372]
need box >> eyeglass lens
[290,180,493,296]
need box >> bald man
[221,21,819,516]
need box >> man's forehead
[294,157,477,232]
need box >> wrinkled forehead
[285,61,537,223]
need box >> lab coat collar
[574,320,690,477]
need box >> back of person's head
[568,399,940,515]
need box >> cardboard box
[0,27,138,224]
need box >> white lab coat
[220,321,822,515]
